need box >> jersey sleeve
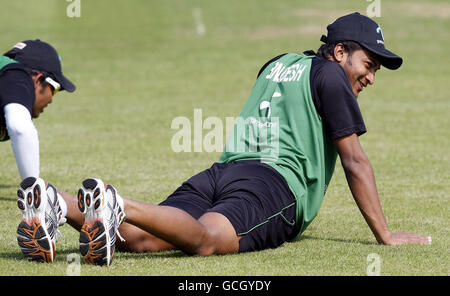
[0,68,35,115]
[312,59,367,140]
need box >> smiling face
[331,43,381,97]
[31,73,54,118]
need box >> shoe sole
[16,177,55,263]
[78,178,114,266]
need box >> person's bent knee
[192,227,216,256]
[193,212,240,256]
[195,246,215,257]
[193,224,238,256]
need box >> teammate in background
[0,40,76,180]
[16,13,431,266]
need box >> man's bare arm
[333,133,431,245]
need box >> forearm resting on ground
[342,156,431,245]
[334,134,431,245]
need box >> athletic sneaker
[16,177,66,263]
[78,178,126,266]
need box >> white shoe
[16,177,66,263]
[78,178,126,266]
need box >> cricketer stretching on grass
[15,12,431,266]
[0,40,76,180]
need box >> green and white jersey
[220,53,338,237]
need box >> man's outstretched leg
[76,178,239,265]
[59,189,175,254]
[123,199,240,256]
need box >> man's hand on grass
[382,232,432,245]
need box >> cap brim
[360,42,403,70]
[54,72,76,92]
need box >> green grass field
[0,0,448,276]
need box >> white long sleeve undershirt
[4,103,40,180]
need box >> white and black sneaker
[78,178,125,266]
[16,177,66,263]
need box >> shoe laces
[55,209,67,242]
[116,230,125,242]
[115,207,126,242]
[109,189,126,242]
[56,229,63,242]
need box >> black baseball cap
[3,39,76,92]
[320,12,403,70]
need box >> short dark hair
[316,40,363,59]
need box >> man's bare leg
[123,199,240,256]
[115,222,176,253]
[59,191,84,231]
[59,190,176,253]
[59,190,240,255]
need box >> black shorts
[159,160,298,252]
